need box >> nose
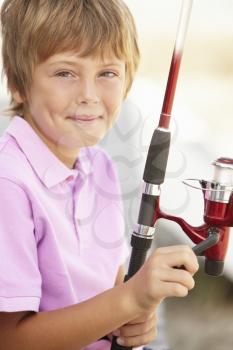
[77,78,100,104]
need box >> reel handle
[192,229,220,256]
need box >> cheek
[105,88,124,116]
[104,99,122,131]
[109,100,123,123]
[29,84,71,117]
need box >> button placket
[71,173,86,253]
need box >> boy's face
[14,51,126,167]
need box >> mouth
[67,115,103,123]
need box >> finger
[119,314,156,337]
[155,245,193,255]
[126,311,155,325]
[154,245,199,270]
[117,325,157,348]
[155,281,190,299]
[153,249,199,275]
[159,267,195,290]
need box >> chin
[81,131,106,147]
[69,135,103,149]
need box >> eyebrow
[48,60,123,68]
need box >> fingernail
[116,338,124,345]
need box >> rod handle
[143,129,171,185]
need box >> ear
[12,90,24,104]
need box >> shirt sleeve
[0,178,42,312]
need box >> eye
[100,71,117,78]
[55,71,74,78]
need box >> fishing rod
[111,0,233,349]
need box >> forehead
[43,50,125,67]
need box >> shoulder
[0,133,32,185]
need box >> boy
[0,1,199,349]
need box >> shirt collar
[6,116,93,188]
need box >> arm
[0,246,199,350]
[0,265,134,350]
[0,282,139,350]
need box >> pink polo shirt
[0,116,129,349]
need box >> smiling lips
[68,115,101,122]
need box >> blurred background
[0,0,233,349]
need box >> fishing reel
[156,157,233,276]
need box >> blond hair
[1,0,140,116]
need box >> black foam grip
[138,194,159,227]
[143,129,171,185]
[127,235,152,277]
[127,246,149,277]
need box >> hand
[127,245,199,314]
[113,311,157,348]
